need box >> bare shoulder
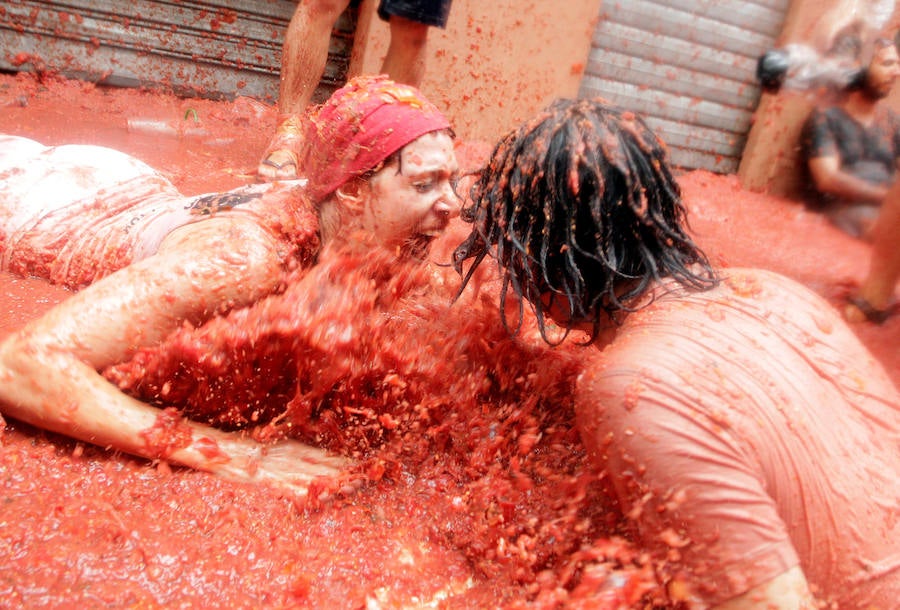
[158,215,286,293]
[160,213,282,259]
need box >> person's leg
[376,0,452,86]
[259,0,352,180]
[380,16,429,87]
[847,189,900,322]
[279,0,353,115]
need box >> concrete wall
[348,0,602,145]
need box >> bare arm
[0,217,345,495]
[808,155,890,204]
[714,567,817,609]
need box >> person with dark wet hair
[0,75,460,497]
[800,34,900,240]
[455,98,900,609]
[454,98,717,343]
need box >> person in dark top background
[800,34,900,240]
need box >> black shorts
[377,0,452,28]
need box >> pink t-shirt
[576,268,900,608]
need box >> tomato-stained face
[362,131,461,257]
[865,43,900,99]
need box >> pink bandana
[302,75,451,201]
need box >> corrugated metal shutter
[0,0,356,104]
[578,0,790,173]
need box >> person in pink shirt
[453,98,900,608]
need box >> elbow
[808,170,836,195]
[0,333,26,379]
[806,159,840,196]
[0,333,37,410]
[0,331,62,387]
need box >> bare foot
[844,301,869,323]
[259,149,300,180]
[844,295,897,324]
[257,115,305,181]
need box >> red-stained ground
[1,72,898,609]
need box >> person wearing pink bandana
[0,75,459,496]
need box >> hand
[757,49,790,92]
[210,436,352,499]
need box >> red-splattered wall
[349,0,602,146]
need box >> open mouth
[401,233,436,259]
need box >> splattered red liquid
[1,73,897,608]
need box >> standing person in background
[800,34,900,240]
[0,75,460,497]
[259,0,453,180]
[453,98,900,608]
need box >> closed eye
[413,180,436,193]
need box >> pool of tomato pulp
[1,73,897,608]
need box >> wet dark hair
[453,98,718,344]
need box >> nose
[435,180,462,218]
